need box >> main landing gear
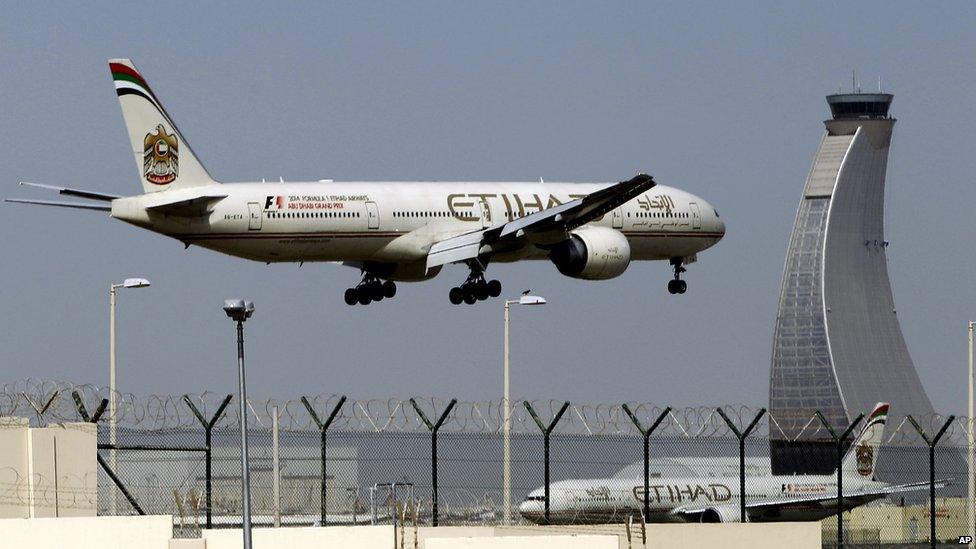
[667,257,687,295]
[344,274,396,306]
[449,274,502,305]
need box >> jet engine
[698,505,744,523]
[549,226,630,280]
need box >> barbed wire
[0,379,969,444]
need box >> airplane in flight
[519,403,948,524]
[8,59,725,305]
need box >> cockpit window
[713,209,720,217]
[525,496,546,502]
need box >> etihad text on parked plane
[8,59,725,305]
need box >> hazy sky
[1,2,974,415]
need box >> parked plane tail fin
[109,59,217,193]
[841,402,888,480]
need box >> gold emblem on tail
[143,124,179,185]
[856,443,873,476]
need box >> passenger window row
[631,211,689,219]
[268,211,359,219]
[394,211,470,219]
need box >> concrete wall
[427,535,616,549]
[640,523,820,549]
[0,420,97,518]
[202,525,394,549]
[202,523,819,549]
[0,418,30,518]
[0,515,171,549]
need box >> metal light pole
[502,293,546,524]
[968,320,974,546]
[108,277,150,515]
[223,299,255,549]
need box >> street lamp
[223,299,255,549]
[108,277,150,514]
[968,320,974,544]
[502,293,546,524]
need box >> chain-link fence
[1,379,972,548]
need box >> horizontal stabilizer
[144,193,227,216]
[19,181,120,202]
[5,198,111,211]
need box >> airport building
[768,91,938,474]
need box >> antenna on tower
[878,76,882,93]
[852,70,856,93]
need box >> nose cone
[703,200,726,239]
[518,494,546,523]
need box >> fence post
[716,408,765,523]
[72,390,147,515]
[907,414,955,548]
[184,394,233,529]
[815,411,864,549]
[302,395,347,526]
[524,401,570,525]
[622,405,671,521]
[409,398,457,527]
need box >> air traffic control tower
[768,92,937,474]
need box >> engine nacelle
[549,226,630,280]
[699,505,744,523]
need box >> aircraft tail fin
[109,59,217,193]
[840,402,888,480]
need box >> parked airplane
[519,403,948,523]
[8,59,725,305]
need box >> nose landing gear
[668,257,687,295]
[344,274,397,306]
[449,274,502,305]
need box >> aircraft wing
[425,173,656,270]
[671,479,950,522]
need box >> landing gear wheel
[463,291,477,305]
[449,287,464,305]
[382,280,397,298]
[474,281,489,301]
[344,288,359,306]
[367,281,384,301]
[668,257,687,295]
[357,292,371,305]
[487,279,502,298]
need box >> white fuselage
[110,181,724,278]
[519,474,887,524]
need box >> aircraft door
[366,201,379,229]
[690,202,702,229]
[479,200,492,229]
[247,202,262,230]
[612,209,623,229]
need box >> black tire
[678,280,688,294]
[344,288,358,306]
[382,280,397,298]
[358,292,371,305]
[463,292,477,304]
[449,287,464,305]
[487,279,502,298]
[667,280,678,294]
[474,281,489,300]
[369,282,384,301]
